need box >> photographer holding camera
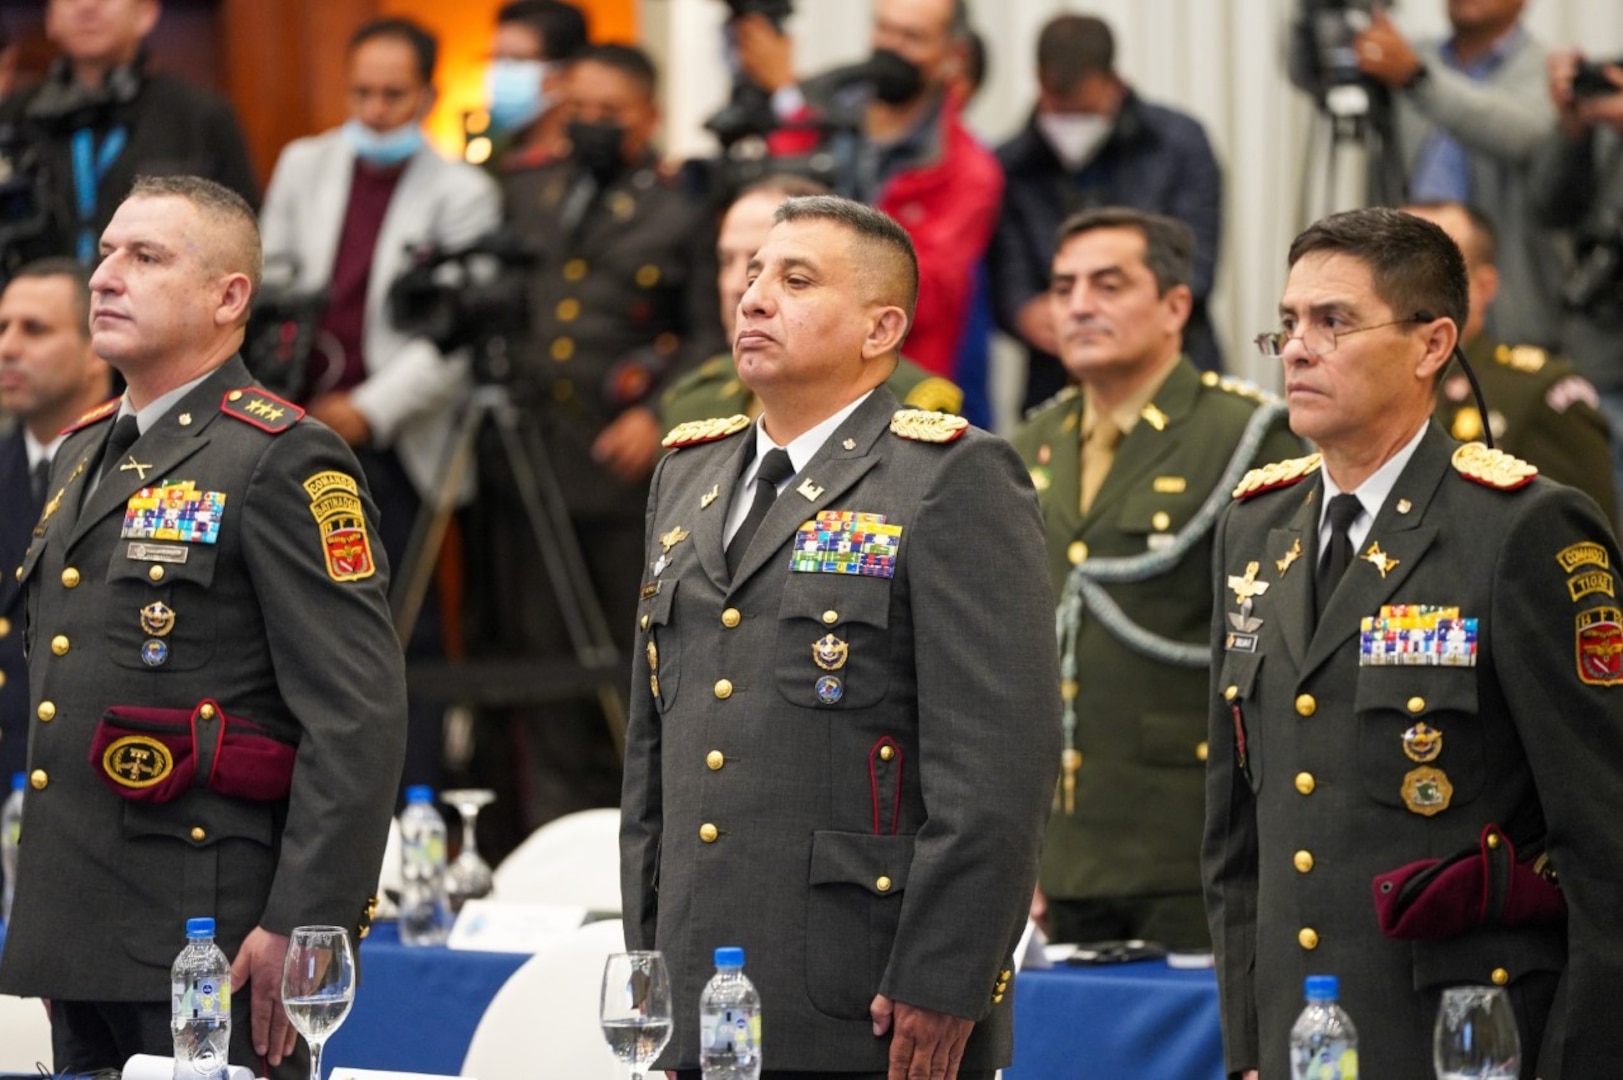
[1531,49,1623,514]
[730,0,1001,381]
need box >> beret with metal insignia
[1451,442,1538,491]
[662,414,751,449]
[1233,453,1323,500]
[59,396,120,435]
[222,388,305,433]
[890,409,969,443]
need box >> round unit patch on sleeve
[304,471,377,582]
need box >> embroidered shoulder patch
[889,409,969,443]
[1233,453,1322,499]
[1451,443,1537,491]
[304,471,376,582]
[222,388,305,433]
[60,397,120,435]
[663,414,750,449]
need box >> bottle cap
[186,917,216,939]
[405,785,434,804]
[714,946,745,968]
[1304,974,1338,1000]
[9,772,22,792]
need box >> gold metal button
[640,614,650,631]
[199,704,216,721]
[714,679,734,700]
[879,745,896,762]
[876,876,892,892]
[1295,694,1316,717]
[1486,832,1501,850]
[149,564,165,582]
[1491,967,1509,986]
[1295,772,1316,795]
[1224,684,1238,702]
[0,671,5,689]
[995,980,1009,992]
[1407,696,1426,714]
[1001,969,1013,979]
[550,337,575,362]
[228,390,244,402]
[1152,511,1171,532]
[636,264,661,288]
[706,750,725,771]
[1068,541,1089,565]
[37,701,55,722]
[1294,850,1314,873]
[29,769,47,790]
[992,993,1004,1004]
[190,826,206,842]
[721,608,742,628]
[822,610,838,625]
[563,258,588,281]
[699,823,719,843]
[50,634,69,656]
[0,616,9,637]
[1195,741,1209,762]
[556,297,580,322]
[60,567,80,588]
[1298,927,1319,950]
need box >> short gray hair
[129,174,262,291]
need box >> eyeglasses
[1253,314,1430,358]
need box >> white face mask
[1036,112,1112,171]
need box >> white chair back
[491,807,621,911]
[0,993,52,1071]
[461,917,627,1079]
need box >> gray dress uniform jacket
[0,356,406,1002]
[1203,421,1623,1079]
[621,388,1061,1072]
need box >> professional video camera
[243,281,330,402]
[0,125,54,274]
[1288,0,1388,119]
[387,234,536,364]
[1565,212,1623,318]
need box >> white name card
[445,899,588,954]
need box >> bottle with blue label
[1289,973,1358,1079]
[700,945,762,1080]
[171,916,232,1080]
[398,785,450,946]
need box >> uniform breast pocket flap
[105,546,219,672]
[1355,666,1482,809]
[776,575,890,710]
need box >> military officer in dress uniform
[1404,200,1616,525]
[0,177,406,1078]
[621,196,1059,1079]
[472,42,723,849]
[1011,208,1301,950]
[659,176,962,433]
[1205,207,1623,1079]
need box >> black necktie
[726,447,796,577]
[1315,493,1363,621]
[29,459,50,510]
[100,414,141,480]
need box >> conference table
[326,925,1225,1079]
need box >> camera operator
[1349,0,1563,350]
[731,0,1001,381]
[0,0,258,264]
[258,17,500,789]
[1531,49,1623,515]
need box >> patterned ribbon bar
[122,482,227,545]
[1360,604,1477,667]
[790,510,903,578]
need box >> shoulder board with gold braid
[1202,371,1279,404]
[1233,453,1322,499]
[663,414,750,449]
[221,387,305,433]
[59,396,121,435]
[890,409,969,444]
[1494,343,1548,375]
[1451,442,1537,491]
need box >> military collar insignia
[662,414,750,449]
[797,478,825,501]
[223,388,304,433]
[1451,443,1537,491]
[1232,453,1322,500]
[1275,537,1302,576]
[701,485,720,509]
[1139,403,1169,432]
[1362,541,1399,579]
[60,397,120,435]
[889,409,969,444]
[1228,561,1270,608]
[659,526,689,553]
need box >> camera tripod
[1295,85,1405,227]
[390,335,627,752]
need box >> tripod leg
[391,393,487,643]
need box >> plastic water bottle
[700,946,762,1079]
[171,916,231,1080]
[398,785,449,946]
[1,772,22,925]
[1290,974,1359,1079]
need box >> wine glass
[441,788,496,910]
[1434,985,1522,1079]
[600,951,673,1080]
[281,925,357,1080]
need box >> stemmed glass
[441,788,496,911]
[1434,985,1522,1079]
[600,951,673,1080]
[281,925,357,1080]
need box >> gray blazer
[620,388,1061,1072]
[259,128,501,501]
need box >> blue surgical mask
[485,59,550,134]
[343,118,425,166]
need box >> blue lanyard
[71,124,127,262]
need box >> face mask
[486,59,549,134]
[869,48,924,105]
[343,118,425,166]
[567,119,627,182]
[1037,112,1113,171]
